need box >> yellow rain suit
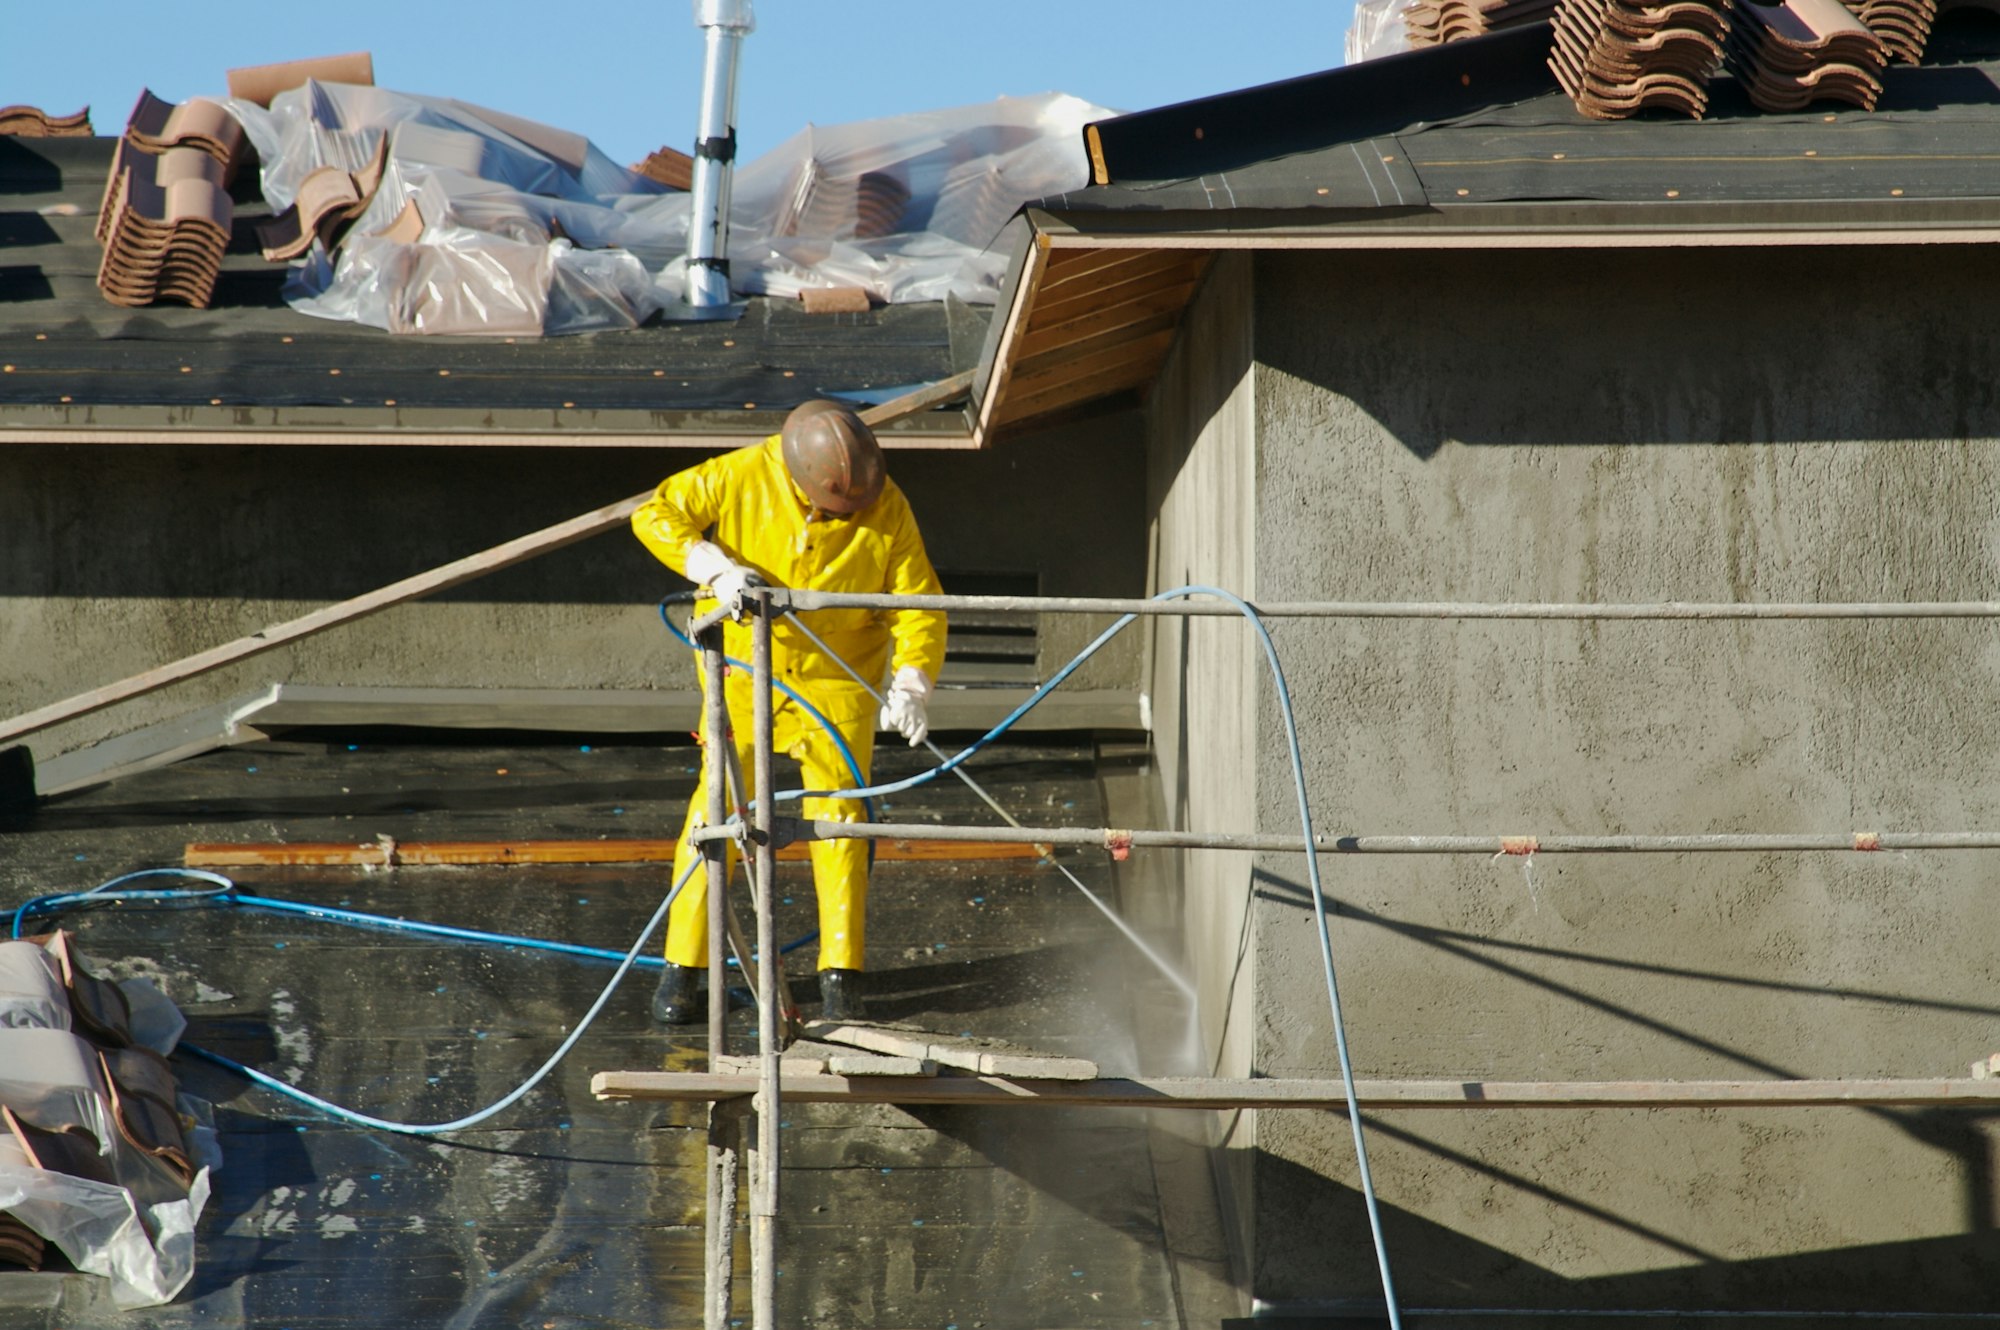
[633,435,947,971]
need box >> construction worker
[633,400,947,1024]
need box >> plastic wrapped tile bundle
[1348,0,1423,59]
[0,934,215,1307]
[1549,0,1733,118]
[1406,0,1561,46]
[227,81,1109,333]
[724,93,1108,304]
[1728,0,1887,110]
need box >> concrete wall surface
[1237,246,2000,1313]
[1142,252,1261,1300]
[0,415,1145,765]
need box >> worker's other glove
[878,666,933,748]
[685,540,766,620]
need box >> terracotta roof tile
[95,90,246,311]
[0,105,91,137]
[1730,0,1888,109]
[256,132,392,261]
[2,1103,114,1186]
[96,1047,194,1183]
[1407,0,1560,46]
[42,931,132,1048]
[123,89,246,185]
[0,1214,46,1272]
[225,51,374,108]
[632,145,694,190]
[1549,0,1733,117]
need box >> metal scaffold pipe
[776,589,2000,620]
[686,821,2000,857]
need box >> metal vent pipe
[686,0,755,308]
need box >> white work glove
[878,666,933,748]
[684,540,764,619]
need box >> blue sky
[5,1,1358,168]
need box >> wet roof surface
[0,137,986,436]
[0,733,1197,1328]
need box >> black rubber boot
[652,962,702,1026]
[818,967,865,1022]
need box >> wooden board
[802,1020,1099,1080]
[594,1072,2000,1110]
[1011,280,1202,362]
[713,1043,938,1078]
[994,356,1163,428]
[1026,256,1209,331]
[183,836,1048,867]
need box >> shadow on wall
[1245,868,2000,1311]
[1251,1152,2000,1318]
[1252,248,2000,461]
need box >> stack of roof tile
[1407,0,1561,46]
[124,90,245,185]
[1842,0,1935,61]
[96,90,248,310]
[1549,0,1733,118]
[1729,0,1888,110]
[0,105,92,137]
[96,143,233,308]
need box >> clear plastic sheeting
[227,80,1108,335]
[726,92,1110,304]
[0,938,214,1308]
[1348,0,1421,61]
[0,1140,212,1308]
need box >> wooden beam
[184,834,1046,867]
[803,1020,1100,1080]
[997,333,1178,424]
[994,359,1159,428]
[1012,280,1201,363]
[1012,319,1183,383]
[1034,246,1179,295]
[1024,264,1208,338]
[592,1072,2000,1111]
[970,236,1051,448]
[0,373,976,748]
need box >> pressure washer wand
[778,611,1196,1000]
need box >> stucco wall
[1142,252,1260,1294]
[1240,245,2000,1312]
[0,412,1145,766]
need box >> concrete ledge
[34,682,1147,797]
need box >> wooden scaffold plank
[592,1072,2000,1111]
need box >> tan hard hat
[780,400,885,514]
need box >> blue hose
[657,598,876,826]
[8,586,1403,1320]
[11,868,236,939]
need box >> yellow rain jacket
[633,435,947,725]
[632,434,947,972]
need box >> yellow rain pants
[633,434,947,972]
[664,672,876,971]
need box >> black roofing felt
[0,137,986,430]
[0,734,1187,1327]
[1049,14,2000,215]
